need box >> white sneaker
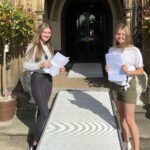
[124,141,132,150]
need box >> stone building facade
[0,0,150,96]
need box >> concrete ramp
[37,90,124,150]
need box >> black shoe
[29,145,37,150]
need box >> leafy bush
[0,0,36,98]
[143,5,150,34]
[0,0,36,48]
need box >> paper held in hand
[105,53,126,81]
[44,52,69,76]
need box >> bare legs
[115,101,140,150]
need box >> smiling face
[113,23,133,48]
[115,29,126,47]
[40,27,52,44]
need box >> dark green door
[66,1,112,62]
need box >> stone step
[0,106,150,137]
[15,89,149,124]
[16,105,148,118]
[140,138,150,150]
[0,135,28,150]
[0,133,150,150]
[17,86,148,110]
[0,71,149,149]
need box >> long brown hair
[113,23,133,47]
[25,22,54,62]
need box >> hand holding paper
[44,52,69,76]
[105,53,126,81]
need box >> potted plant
[0,0,35,122]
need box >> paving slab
[0,72,150,150]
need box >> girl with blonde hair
[105,23,144,150]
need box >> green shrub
[0,0,36,48]
[143,5,150,34]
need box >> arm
[105,47,112,73]
[122,47,144,76]
[59,67,65,73]
[23,44,40,71]
[23,58,52,71]
[23,60,41,71]
[105,64,109,73]
[23,44,52,71]
[122,65,144,75]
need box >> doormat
[67,63,103,78]
[37,90,123,150]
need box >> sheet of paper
[44,66,60,77]
[51,52,69,67]
[105,53,126,81]
[44,52,69,77]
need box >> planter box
[0,99,17,122]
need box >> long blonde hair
[25,22,54,62]
[113,23,133,47]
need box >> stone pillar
[142,35,150,105]
[35,0,45,26]
[35,10,45,26]
[123,0,132,28]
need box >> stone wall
[0,49,24,96]
[142,35,150,75]
[0,0,44,96]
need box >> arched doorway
[62,0,113,62]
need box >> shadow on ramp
[37,90,124,150]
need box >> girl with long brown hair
[23,22,65,150]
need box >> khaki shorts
[110,78,137,104]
